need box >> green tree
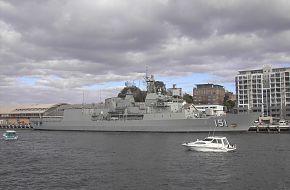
[154,81,166,95]
[223,94,235,112]
[183,93,193,103]
[118,86,146,102]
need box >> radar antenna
[144,65,156,93]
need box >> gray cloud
[0,0,290,104]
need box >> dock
[249,125,289,133]
[0,124,33,129]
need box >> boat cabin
[203,136,230,146]
[3,130,18,140]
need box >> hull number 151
[214,119,228,127]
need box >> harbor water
[1,130,290,190]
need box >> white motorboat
[278,120,289,129]
[2,130,18,140]
[182,136,236,152]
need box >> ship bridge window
[212,139,218,143]
[203,138,213,141]
[217,139,222,144]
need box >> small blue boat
[2,130,18,140]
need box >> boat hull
[3,136,18,140]
[183,145,236,152]
[182,143,236,152]
[33,111,259,132]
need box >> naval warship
[32,75,259,132]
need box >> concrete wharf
[0,124,33,129]
[249,125,289,133]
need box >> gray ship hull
[33,111,258,132]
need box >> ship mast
[144,66,156,93]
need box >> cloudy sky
[0,0,290,104]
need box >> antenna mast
[144,65,156,93]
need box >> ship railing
[42,117,63,122]
[31,116,63,123]
[100,113,144,121]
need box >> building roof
[195,83,224,89]
[238,67,290,74]
[0,104,60,114]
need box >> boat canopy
[203,137,213,141]
[203,136,230,145]
[5,130,16,133]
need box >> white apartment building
[236,65,290,120]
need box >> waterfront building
[0,104,67,126]
[225,91,236,101]
[236,65,290,120]
[168,84,182,98]
[192,84,225,105]
[0,103,111,127]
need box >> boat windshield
[6,132,16,136]
[203,138,213,141]
[222,139,229,146]
[212,139,223,144]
